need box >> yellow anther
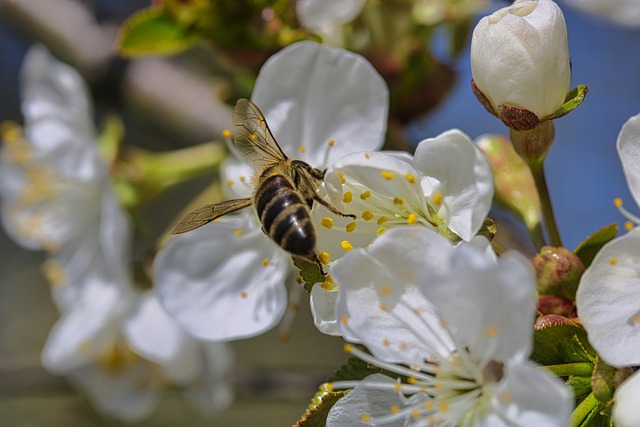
[321,281,334,291]
[319,251,330,265]
[337,172,346,184]
[393,383,403,392]
[432,192,444,206]
[407,377,417,384]
[239,175,246,182]
[425,401,434,410]
[226,180,234,187]
[341,240,353,251]
[379,284,392,296]
[298,146,306,153]
[235,229,243,237]
[346,221,357,232]
[439,401,449,413]
[328,139,335,147]
[360,414,372,423]
[390,405,400,414]
[377,216,389,225]
[343,191,353,203]
[381,170,395,180]
[486,325,498,338]
[614,198,623,207]
[393,197,405,205]
[362,210,374,221]
[399,342,409,351]
[321,217,334,229]
[609,257,618,266]
[262,258,270,266]
[240,291,248,299]
[343,343,354,353]
[439,319,448,329]
[382,338,391,347]
[326,383,334,391]
[377,227,387,236]
[625,221,634,231]
[407,213,417,224]
[222,129,231,138]
[360,190,371,200]
[411,409,420,418]
[405,172,416,184]
[364,153,371,159]
[633,314,640,325]
[288,302,299,311]
[379,302,387,311]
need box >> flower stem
[530,161,562,247]
[544,362,593,377]
[568,392,604,427]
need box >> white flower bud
[470,0,571,120]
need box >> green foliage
[292,256,326,293]
[117,8,200,57]
[295,385,348,427]
[574,223,619,268]
[548,85,589,120]
[532,316,596,365]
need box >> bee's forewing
[233,99,287,168]
[170,198,252,234]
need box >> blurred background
[0,0,639,425]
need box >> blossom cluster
[2,0,640,426]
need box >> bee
[170,98,355,274]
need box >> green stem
[530,161,562,247]
[569,392,604,427]
[545,362,594,377]
[528,222,546,251]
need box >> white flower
[309,129,493,335]
[326,227,573,427]
[297,0,366,44]
[563,0,640,28]
[470,0,571,120]
[576,113,640,367]
[154,40,389,341]
[43,289,234,423]
[0,45,131,316]
[613,370,640,427]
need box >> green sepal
[547,85,589,120]
[292,256,326,293]
[295,384,348,427]
[574,223,618,268]
[477,217,497,242]
[591,358,616,403]
[567,375,594,401]
[329,355,383,383]
[117,8,200,58]
[532,315,597,365]
[569,392,611,427]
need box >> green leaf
[532,315,597,365]
[117,8,200,58]
[294,384,348,427]
[292,256,327,293]
[329,355,382,383]
[574,224,619,268]
[548,84,589,120]
[591,358,616,402]
[567,375,594,401]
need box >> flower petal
[297,0,366,35]
[613,370,640,427]
[154,214,289,341]
[413,129,494,241]
[251,41,388,166]
[421,247,536,362]
[617,112,640,208]
[332,227,455,364]
[576,228,640,366]
[482,361,572,427]
[326,374,407,427]
[310,284,341,335]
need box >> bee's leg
[313,195,356,219]
[309,253,327,276]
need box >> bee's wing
[233,99,287,168]
[170,198,252,234]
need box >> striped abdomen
[254,174,316,257]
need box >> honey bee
[170,98,355,274]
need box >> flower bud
[536,295,574,317]
[533,246,585,301]
[470,0,571,127]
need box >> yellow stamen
[319,251,330,265]
[360,190,371,200]
[393,197,405,205]
[377,216,389,225]
[379,284,392,296]
[381,170,395,180]
[362,210,374,221]
[239,175,246,182]
[382,338,391,347]
[321,281,334,291]
[432,192,444,206]
[377,227,387,236]
[235,229,243,237]
[614,198,623,208]
[337,172,345,184]
[262,258,270,266]
[411,409,420,418]
[240,291,248,299]
[364,153,371,159]
[341,240,353,251]
[407,213,417,224]
[328,139,335,147]
[342,191,353,203]
[41,259,66,287]
[625,221,634,231]
[250,133,258,141]
[226,180,234,187]
[393,383,402,392]
[486,325,498,338]
[390,405,400,414]
[439,401,449,413]
[298,146,306,153]
[346,221,357,232]
[360,414,371,423]
[405,172,416,184]
[609,257,618,266]
[222,129,231,138]
[321,217,334,229]
[633,314,640,325]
